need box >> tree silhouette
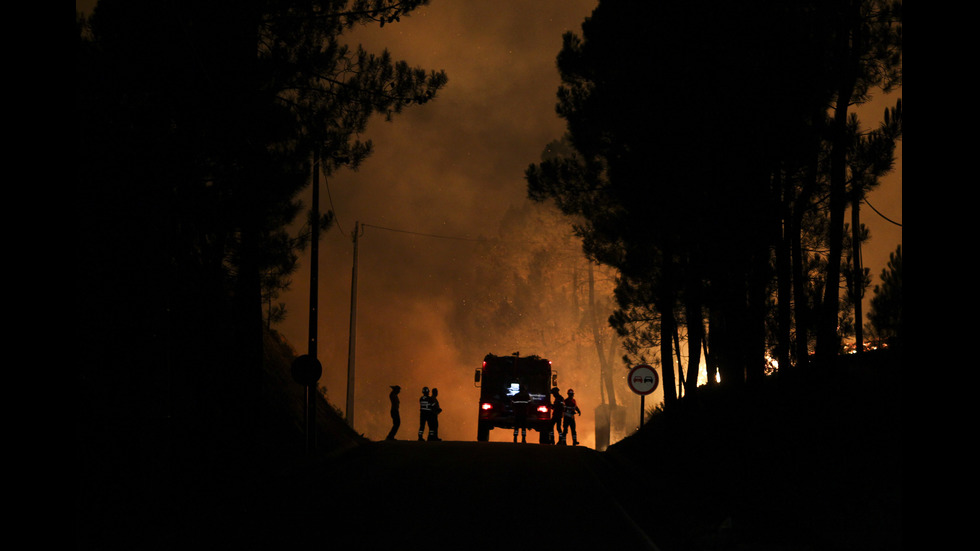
[866,244,902,346]
[530,1,808,398]
[77,0,446,465]
[816,0,902,360]
[528,0,902,402]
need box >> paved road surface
[249,440,661,550]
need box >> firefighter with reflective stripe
[511,383,531,443]
[418,387,432,441]
[428,387,442,441]
[549,387,564,445]
[561,388,581,445]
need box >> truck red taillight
[536,405,549,414]
[481,402,493,411]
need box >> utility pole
[346,221,361,428]
[304,152,323,454]
[309,156,320,358]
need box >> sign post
[292,354,322,453]
[627,364,659,428]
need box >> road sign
[291,354,322,385]
[627,364,659,395]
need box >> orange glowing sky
[77,0,902,446]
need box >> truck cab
[474,353,557,443]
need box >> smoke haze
[275,1,902,446]
[276,1,627,445]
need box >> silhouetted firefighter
[512,383,530,443]
[418,386,433,441]
[428,388,442,441]
[386,385,401,440]
[561,389,581,445]
[549,387,564,445]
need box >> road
[244,440,662,550]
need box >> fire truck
[474,353,557,443]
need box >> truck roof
[483,353,549,363]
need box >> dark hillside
[257,330,367,461]
[605,348,903,550]
[77,329,365,551]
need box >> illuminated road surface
[257,441,661,550]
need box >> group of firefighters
[385,385,444,441]
[510,385,581,445]
[548,387,582,445]
[386,384,581,445]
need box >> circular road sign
[627,364,659,395]
[291,354,322,385]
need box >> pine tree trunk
[746,245,769,385]
[775,170,793,372]
[818,90,849,359]
[792,120,821,369]
[684,294,703,397]
[818,2,860,361]
[852,194,864,354]
[660,243,677,409]
[660,304,677,409]
[589,263,617,407]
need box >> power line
[323,172,346,237]
[361,222,485,242]
[863,198,902,227]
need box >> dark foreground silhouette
[77,348,901,551]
